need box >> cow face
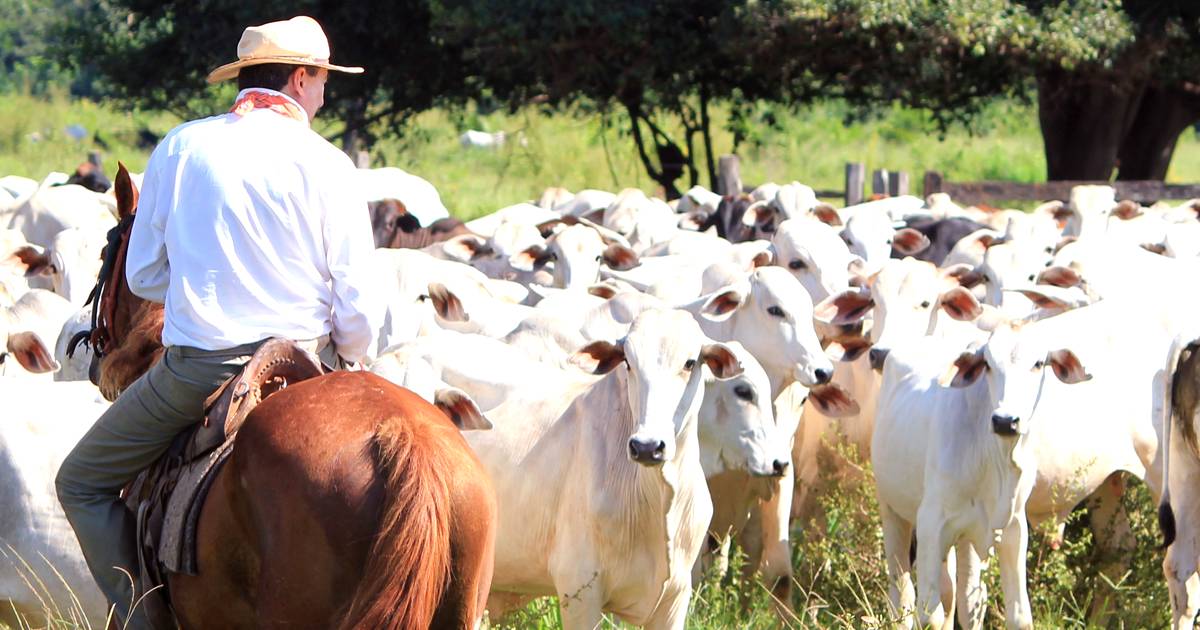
[697,342,788,478]
[865,258,981,371]
[945,325,1091,437]
[770,218,854,302]
[588,309,743,466]
[978,241,1054,311]
[700,267,833,388]
[841,210,928,274]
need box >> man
[55,16,380,629]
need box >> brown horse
[91,164,496,629]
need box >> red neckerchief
[229,90,309,125]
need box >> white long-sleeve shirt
[126,88,380,362]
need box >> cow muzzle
[628,437,667,465]
[991,413,1020,436]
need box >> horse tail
[339,415,453,630]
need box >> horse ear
[114,162,139,220]
[434,387,492,431]
[7,331,59,373]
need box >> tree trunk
[1116,85,1200,181]
[699,84,718,192]
[1036,69,1146,180]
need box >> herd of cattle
[6,162,1200,630]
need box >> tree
[746,0,1200,181]
[52,1,472,152]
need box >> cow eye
[920,300,931,309]
[1027,274,1036,282]
[734,384,754,401]
[548,252,558,261]
[595,255,602,262]
[886,238,893,245]
[684,359,697,371]
[788,259,807,270]
[1033,360,1045,370]
[767,306,785,317]
[1044,246,1054,254]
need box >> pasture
[2,90,1196,630]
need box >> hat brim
[207,57,364,84]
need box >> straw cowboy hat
[207,16,363,83]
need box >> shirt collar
[232,88,308,121]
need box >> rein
[72,215,136,360]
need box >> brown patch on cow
[699,343,743,379]
[940,287,983,321]
[808,383,860,417]
[892,228,930,256]
[601,243,639,271]
[1047,349,1090,384]
[1111,200,1142,221]
[1038,266,1082,288]
[814,289,874,326]
[811,203,841,227]
[570,340,626,375]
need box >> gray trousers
[55,338,329,629]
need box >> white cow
[4,184,116,250]
[510,223,638,290]
[2,289,76,378]
[6,227,105,307]
[456,309,741,629]
[770,217,858,303]
[355,166,450,226]
[1,380,110,629]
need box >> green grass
[8,90,1200,220]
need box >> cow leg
[757,467,796,614]
[914,506,951,630]
[790,407,827,522]
[879,503,915,628]
[1086,473,1133,624]
[997,515,1033,630]
[1164,509,1200,630]
[939,546,957,630]
[955,541,987,630]
[642,579,692,630]
[550,556,604,630]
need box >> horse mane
[338,402,458,629]
[97,297,163,400]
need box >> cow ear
[1047,349,1091,384]
[601,243,639,271]
[941,350,987,388]
[1141,242,1168,255]
[940,286,983,321]
[1111,200,1142,221]
[588,283,618,299]
[427,283,468,322]
[509,244,554,272]
[1014,289,1074,312]
[570,340,626,375]
[700,288,746,322]
[814,289,874,326]
[741,200,773,228]
[114,162,139,220]
[976,233,1007,251]
[807,383,860,417]
[943,264,983,289]
[827,337,872,362]
[535,218,566,238]
[441,234,492,263]
[750,250,773,269]
[1038,266,1082,288]
[811,203,842,227]
[678,210,707,232]
[7,331,59,373]
[892,228,930,255]
[7,246,54,277]
[434,387,492,431]
[699,342,743,379]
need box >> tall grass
[8,90,1200,220]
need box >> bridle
[67,215,135,361]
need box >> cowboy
[55,16,380,628]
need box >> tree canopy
[38,0,1200,188]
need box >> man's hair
[237,63,319,92]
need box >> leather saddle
[123,338,327,617]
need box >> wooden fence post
[845,162,865,206]
[872,169,890,198]
[923,171,944,198]
[718,154,742,196]
[889,171,910,196]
